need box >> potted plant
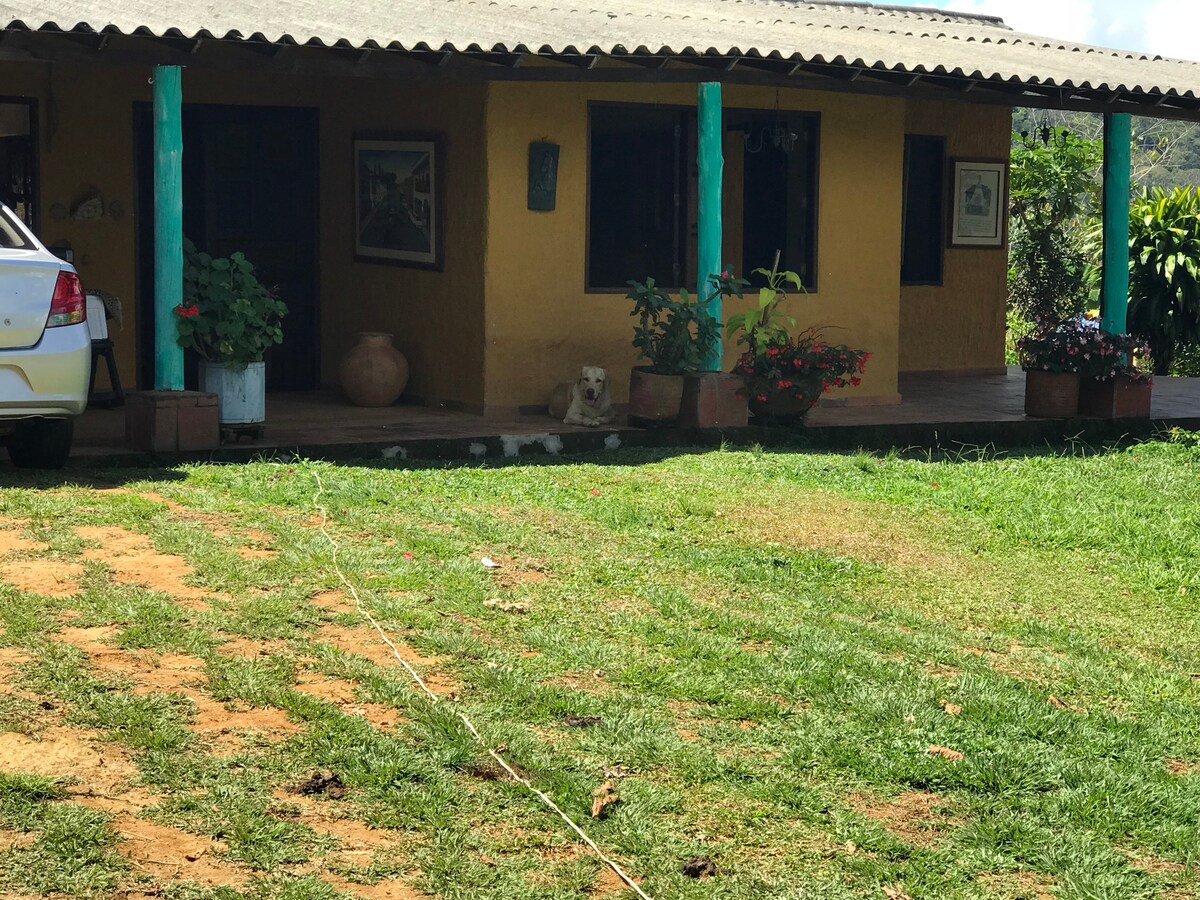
[1015,314,1139,418]
[733,329,870,422]
[626,276,720,425]
[1077,328,1153,418]
[175,238,287,426]
[726,256,870,422]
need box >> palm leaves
[1127,186,1200,374]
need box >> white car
[0,203,90,468]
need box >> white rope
[309,469,652,900]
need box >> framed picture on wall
[948,159,1007,248]
[354,136,443,268]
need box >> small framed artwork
[354,136,442,268]
[948,159,1007,248]
[528,141,560,211]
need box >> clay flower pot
[339,332,409,407]
[1023,369,1080,418]
[1079,373,1153,418]
[628,366,684,426]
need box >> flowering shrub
[1017,315,1151,382]
[175,239,287,367]
[733,327,871,410]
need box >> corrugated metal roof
[1,0,1198,106]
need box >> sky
[920,0,1200,60]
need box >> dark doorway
[135,104,319,391]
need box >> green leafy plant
[175,238,287,367]
[1008,127,1102,324]
[1125,186,1200,374]
[626,277,722,375]
[725,254,800,356]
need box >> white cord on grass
[310,470,652,900]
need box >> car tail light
[46,270,86,328]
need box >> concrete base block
[125,391,220,452]
[679,373,749,429]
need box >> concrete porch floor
[69,368,1200,465]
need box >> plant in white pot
[175,239,287,425]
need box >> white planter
[200,360,266,424]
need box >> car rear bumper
[0,323,90,419]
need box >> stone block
[125,391,220,452]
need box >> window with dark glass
[587,103,819,292]
[901,134,945,285]
[587,104,690,291]
[731,110,819,292]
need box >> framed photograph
[354,137,442,268]
[949,159,1007,248]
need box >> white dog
[563,366,615,427]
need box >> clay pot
[1023,369,1080,418]
[339,332,409,407]
[679,373,749,428]
[1079,373,1153,418]
[628,366,684,426]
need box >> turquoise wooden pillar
[1100,112,1132,334]
[697,82,724,372]
[153,65,184,391]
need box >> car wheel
[7,418,74,469]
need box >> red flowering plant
[174,238,287,367]
[725,254,871,418]
[733,328,871,413]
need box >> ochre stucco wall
[899,99,1012,374]
[0,59,488,410]
[482,81,906,415]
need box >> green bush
[1127,186,1200,374]
[1008,128,1101,323]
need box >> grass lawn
[1,435,1200,899]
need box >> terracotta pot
[749,388,820,423]
[628,366,684,426]
[679,373,748,428]
[339,332,409,407]
[1023,369,1080,418]
[1079,374,1153,418]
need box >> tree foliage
[1126,186,1200,374]
[1007,127,1102,323]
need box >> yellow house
[2,0,1198,419]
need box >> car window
[0,206,34,250]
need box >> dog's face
[578,367,608,404]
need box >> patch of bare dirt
[113,816,249,889]
[482,554,551,588]
[321,874,426,899]
[0,725,144,812]
[188,695,301,754]
[59,627,206,695]
[213,636,290,659]
[976,870,1056,900]
[590,865,634,896]
[295,671,360,705]
[1166,757,1197,776]
[310,624,459,696]
[311,589,356,614]
[0,523,43,555]
[0,826,34,851]
[850,790,960,846]
[271,786,401,869]
[0,558,85,597]
[74,525,221,608]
